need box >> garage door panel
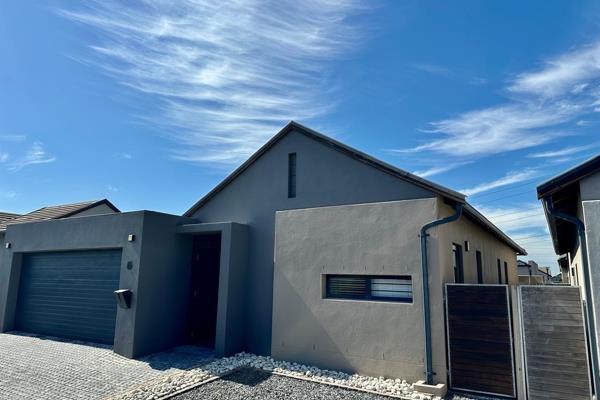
[16,250,122,345]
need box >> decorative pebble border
[106,353,444,400]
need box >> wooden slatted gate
[445,284,516,398]
[519,286,592,400]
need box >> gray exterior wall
[0,211,200,358]
[272,199,434,381]
[190,128,436,355]
[271,198,521,384]
[176,222,249,357]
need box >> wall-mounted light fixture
[464,241,470,252]
[128,234,135,242]
[114,289,133,309]
[5,242,11,249]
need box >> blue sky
[2,1,600,269]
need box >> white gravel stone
[108,352,463,400]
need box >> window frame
[497,259,502,284]
[287,152,297,198]
[453,243,464,283]
[476,250,483,284]
[503,261,509,284]
[324,274,413,303]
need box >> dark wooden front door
[187,234,221,347]
[445,284,516,398]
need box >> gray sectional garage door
[15,249,122,344]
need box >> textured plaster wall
[272,199,437,382]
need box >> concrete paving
[0,332,213,400]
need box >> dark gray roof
[537,153,600,198]
[0,199,119,231]
[185,121,526,255]
[536,153,600,254]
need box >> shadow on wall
[272,274,356,374]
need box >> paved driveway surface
[0,332,213,400]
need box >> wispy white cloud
[396,41,600,161]
[60,1,368,164]
[9,142,56,171]
[412,161,470,178]
[0,153,8,163]
[107,185,118,192]
[396,102,577,157]
[509,42,600,98]
[528,144,594,158]
[461,169,539,196]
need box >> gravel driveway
[174,367,393,400]
[173,367,491,400]
[0,332,213,400]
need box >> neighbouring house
[0,122,525,385]
[557,254,571,284]
[0,199,119,263]
[0,212,20,226]
[537,153,600,373]
[517,260,552,285]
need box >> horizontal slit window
[325,275,412,303]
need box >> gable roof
[185,121,526,255]
[0,199,119,231]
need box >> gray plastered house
[0,122,525,384]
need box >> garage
[15,249,122,344]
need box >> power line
[466,171,558,199]
[473,189,538,206]
[511,232,550,240]
[477,205,542,219]
[491,213,545,225]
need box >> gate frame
[444,283,517,398]
[518,284,593,400]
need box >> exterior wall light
[5,242,10,249]
[128,234,135,242]
[114,289,133,309]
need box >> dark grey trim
[184,121,466,216]
[537,153,600,198]
[183,121,526,254]
[420,203,463,385]
[61,199,120,217]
